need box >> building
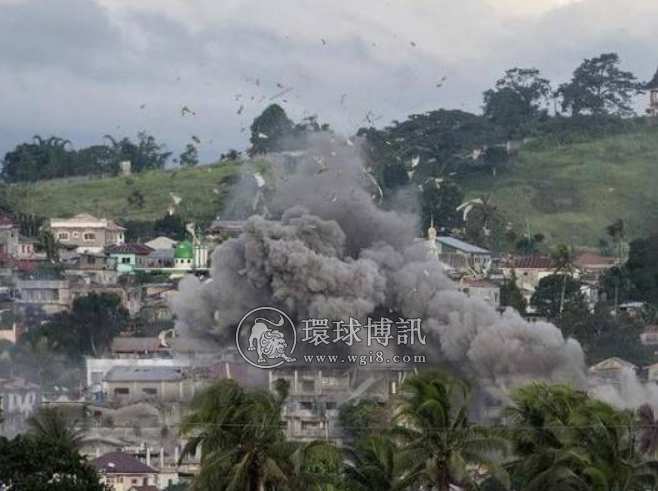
[49,214,125,253]
[144,237,177,250]
[92,451,159,491]
[206,219,247,239]
[641,325,658,346]
[111,337,168,359]
[0,377,41,438]
[589,357,637,386]
[106,244,154,274]
[434,236,492,273]
[457,278,501,309]
[102,366,199,403]
[501,256,556,300]
[574,251,618,284]
[14,276,72,315]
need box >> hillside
[464,125,658,246]
[10,125,658,246]
[11,162,239,224]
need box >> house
[92,451,158,491]
[0,216,19,258]
[106,244,154,273]
[433,236,491,273]
[0,377,41,438]
[206,219,247,239]
[457,278,501,309]
[144,237,177,250]
[14,276,72,315]
[501,256,556,299]
[49,214,125,253]
[589,357,637,385]
[103,366,198,403]
[574,251,618,283]
[641,325,658,346]
[111,337,168,359]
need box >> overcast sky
[0,0,657,162]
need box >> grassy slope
[465,125,658,246]
[16,162,239,224]
[13,126,658,246]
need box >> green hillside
[9,125,658,246]
[13,161,239,224]
[464,125,658,246]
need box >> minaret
[427,217,438,259]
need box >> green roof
[174,240,193,259]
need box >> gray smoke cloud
[172,132,587,390]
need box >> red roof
[510,256,555,269]
[574,252,618,269]
[92,452,158,475]
[105,243,154,255]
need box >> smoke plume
[172,133,587,391]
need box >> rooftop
[436,236,490,255]
[91,451,157,475]
[104,366,184,382]
[574,251,618,269]
[508,256,555,270]
[106,243,154,255]
[50,214,125,231]
[111,337,163,354]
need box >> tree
[557,53,641,116]
[249,104,296,156]
[180,379,295,491]
[42,292,129,358]
[27,406,85,451]
[483,68,551,137]
[606,219,626,263]
[550,244,576,315]
[393,371,509,491]
[105,132,171,173]
[500,271,527,314]
[179,144,199,167]
[506,383,657,491]
[625,235,658,304]
[638,404,658,456]
[420,181,464,234]
[530,274,586,320]
[344,435,409,491]
[0,435,108,491]
[338,399,389,443]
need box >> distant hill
[12,161,239,225]
[464,125,658,246]
[9,124,658,246]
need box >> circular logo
[235,307,297,369]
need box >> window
[88,256,96,265]
[143,388,157,396]
[301,380,315,392]
[72,232,80,239]
[57,232,69,240]
[84,232,96,241]
[325,402,337,410]
[114,387,129,396]
[121,257,131,264]
[299,401,313,411]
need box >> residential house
[457,278,501,309]
[103,366,198,403]
[111,337,168,359]
[501,256,556,300]
[92,451,159,491]
[49,214,125,253]
[641,325,658,346]
[106,244,154,273]
[0,216,19,258]
[144,237,177,250]
[647,67,658,116]
[589,357,637,386]
[0,377,41,438]
[14,275,72,316]
[206,219,247,239]
[434,236,492,274]
[76,251,119,284]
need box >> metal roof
[436,236,490,255]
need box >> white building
[49,214,125,253]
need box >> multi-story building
[49,214,125,253]
[0,377,41,438]
[92,451,159,491]
[14,276,72,316]
[457,278,501,309]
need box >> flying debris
[191,135,201,145]
[252,172,266,188]
[314,156,328,173]
[321,38,327,45]
[258,133,269,139]
[410,41,417,47]
[345,138,354,147]
[340,93,347,106]
[276,82,285,88]
[457,198,484,221]
[269,86,293,101]
[411,156,420,168]
[435,76,448,88]
[139,103,146,109]
[170,193,182,206]
[237,105,244,115]
[181,106,196,117]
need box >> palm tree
[606,219,626,263]
[550,244,575,314]
[507,383,658,491]
[27,405,85,450]
[344,435,411,491]
[180,379,295,491]
[393,370,510,491]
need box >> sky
[0,0,657,162]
